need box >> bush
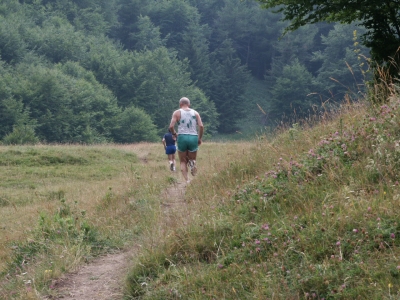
[2,125,39,145]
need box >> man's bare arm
[168,110,179,135]
[196,112,204,144]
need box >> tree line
[0,0,371,144]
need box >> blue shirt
[163,133,176,146]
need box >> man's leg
[187,151,197,176]
[178,150,189,182]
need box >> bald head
[179,97,190,107]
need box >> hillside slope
[125,85,400,299]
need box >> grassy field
[0,141,254,299]
[2,74,400,299]
[123,97,400,298]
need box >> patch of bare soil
[48,175,187,300]
[49,251,133,300]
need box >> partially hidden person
[162,129,177,171]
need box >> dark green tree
[11,62,120,143]
[0,59,38,140]
[21,0,119,35]
[113,106,159,143]
[212,0,283,79]
[110,0,151,49]
[179,19,212,95]
[0,11,28,63]
[146,0,200,49]
[129,15,167,51]
[255,0,400,69]
[312,23,370,101]
[187,0,224,26]
[270,59,316,120]
[27,16,87,63]
[129,47,195,130]
[270,24,319,75]
[209,39,250,133]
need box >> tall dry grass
[0,141,254,299]
[124,75,400,299]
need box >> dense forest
[0,0,370,144]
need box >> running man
[162,129,177,171]
[169,97,204,184]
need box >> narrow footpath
[49,178,188,300]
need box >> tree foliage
[256,0,400,67]
[270,59,316,119]
[210,39,250,133]
[0,0,376,142]
[113,106,159,143]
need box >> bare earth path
[49,178,187,300]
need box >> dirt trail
[49,178,187,300]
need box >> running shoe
[170,162,174,171]
[188,160,197,176]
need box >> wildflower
[336,241,341,246]
[242,242,245,247]
[353,229,358,233]
[396,266,400,270]
[262,224,269,230]
[255,239,261,245]
[390,233,395,239]
[217,264,223,269]
[256,247,261,252]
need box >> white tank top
[178,109,198,135]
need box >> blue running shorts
[165,145,176,155]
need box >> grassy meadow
[0,141,254,299]
[2,74,400,300]
[124,94,400,297]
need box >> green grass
[0,142,252,299]
[2,73,400,299]
[0,143,179,299]
[124,81,400,298]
